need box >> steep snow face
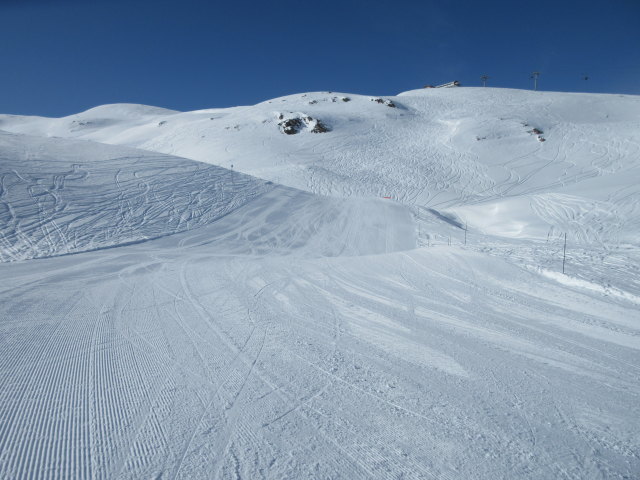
[2,88,638,245]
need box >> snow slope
[2,88,639,245]
[2,220,639,479]
[0,131,416,261]
[0,131,273,261]
[1,88,640,479]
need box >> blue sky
[2,0,639,116]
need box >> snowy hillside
[3,88,639,246]
[1,88,639,479]
[0,131,415,261]
[0,131,276,261]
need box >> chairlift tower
[531,71,540,91]
[480,75,489,87]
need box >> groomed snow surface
[1,87,639,479]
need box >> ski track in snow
[0,132,273,262]
[2,241,639,479]
[1,88,640,479]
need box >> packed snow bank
[537,267,640,306]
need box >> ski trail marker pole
[562,232,567,274]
